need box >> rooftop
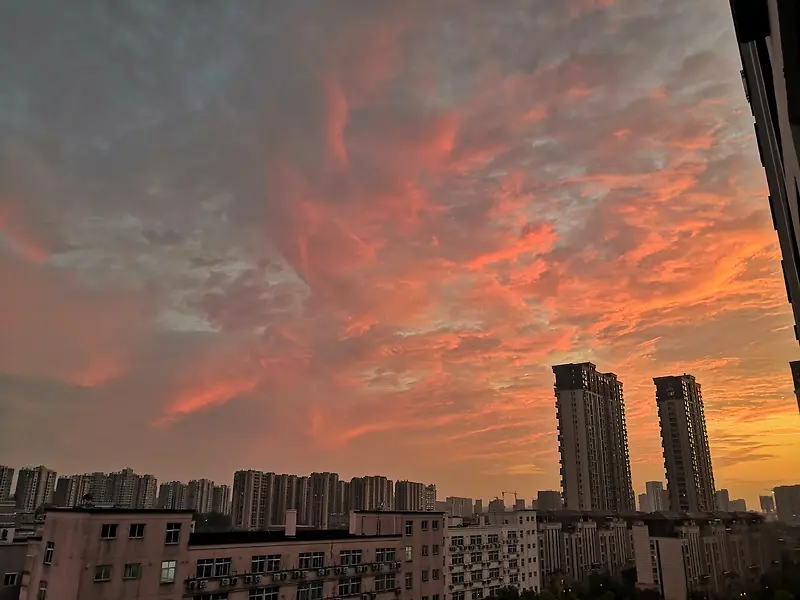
[45,507,195,515]
[189,529,402,546]
[354,510,446,516]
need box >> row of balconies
[448,543,503,551]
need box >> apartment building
[395,482,426,512]
[774,484,800,523]
[729,0,800,363]
[553,363,635,512]
[54,475,91,508]
[18,507,447,600]
[14,467,57,513]
[158,481,189,511]
[654,375,716,513]
[424,486,437,512]
[445,510,542,599]
[631,512,770,600]
[349,477,395,512]
[445,497,474,518]
[535,512,631,585]
[0,467,13,502]
[212,485,232,516]
[535,492,562,512]
[187,479,215,514]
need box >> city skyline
[2,0,800,514]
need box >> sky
[1,0,799,510]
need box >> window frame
[165,522,181,545]
[249,587,279,600]
[296,580,323,600]
[160,560,177,584]
[337,577,362,596]
[404,572,413,589]
[43,542,54,565]
[3,573,18,586]
[129,523,146,539]
[196,558,214,579]
[404,520,413,536]
[123,563,142,580]
[93,564,113,582]
[100,524,118,539]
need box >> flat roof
[190,529,402,546]
[45,507,195,515]
[353,511,445,516]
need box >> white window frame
[266,555,281,572]
[43,542,54,565]
[123,563,141,580]
[213,557,232,577]
[160,560,177,583]
[93,565,113,582]
[165,523,181,545]
[250,587,279,600]
[100,524,117,539]
[3,573,17,586]
[129,523,146,539]
[296,580,323,600]
[337,577,361,596]
[339,550,362,566]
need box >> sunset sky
[1,0,799,509]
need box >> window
[129,523,145,539]
[160,560,177,583]
[297,581,323,600]
[197,559,214,578]
[471,552,481,563]
[452,536,464,546]
[3,573,17,586]
[432,520,439,530]
[508,544,518,554]
[421,570,429,582]
[421,545,429,556]
[454,592,466,600]
[453,572,465,584]
[374,574,396,592]
[405,572,413,589]
[94,565,113,582]
[433,596,440,600]
[509,559,518,569]
[266,555,281,572]
[488,551,499,561]
[432,569,440,580]
[470,535,482,545]
[451,554,464,565]
[489,569,500,579]
[250,587,279,600]
[376,548,396,563]
[405,546,412,562]
[37,582,47,600]
[338,577,361,596]
[165,523,181,545]
[299,552,325,569]
[487,534,499,544]
[43,542,54,565]
[203,595,228,600]
[100,524,117,539]
[339,550,362,566]
[509,574,519,584]
[433,544,440,555]
[421,520,429,531]
[405,520,413,536]
[214,558,232,578]
[123,563,142,580]
[252,556,266,574]
[472,589,483,600]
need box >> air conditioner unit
[199,581,207,589]
[230,577,239,585]
[318,569,326,576]
[188,581,197,589]
[301,570,308,578]
[371,564,379,571]
[221,578,230,587]
[245,575,252,584]
[254,575,262,583]
[362,594,371,600]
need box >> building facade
[730,0,800,367]
[445,497,473,518]
[212,485,232,516]
[0,467,13,502]
[553,363,635,512]
[654,375,716,513]
[14,467,57,513]
[535,492,562,512]
[19,507,447,600]
[158,482,189,511]
[445,510,541,599]
[187,479,215,515]
[774,484,800,523]
[395,482,426,512]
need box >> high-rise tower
[553,362,635,511]
[654,374,716,513]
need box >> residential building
[654,375,716,513]
[335,480,350,515]
[474,499,483,514]
[232,471,276,530]
[0,538,26,600]
[730,499,747,512]
[760,495,775,513]
[715,489,730,512]
[0,467,13,502]
[445,496,473,518]
[273,475,300,525]
[14,466,56,513]
[423,485,436,511]
[157,482,188,511]
[645,482,667,511]
[791,361,800,413]
[730,0,800,363]
[774,484,800,523]
[553,363,635,511]
[18,507,447,600]
[395,481,425,512]
[211,485,231,515]
[446,510,541,597]
[187,479,215,514]
[350,476,394,511]
[535,511,632,585]
[639,493,652,513]
[632,512,770,600]
[53,475,92,508]
[536,491,562,512]
[309,472,338,529]
[87,472,110,504]
[134,475,158,510]
[487,499,505,513]
[295,477,311,525]
[106,468,140,508]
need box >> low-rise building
[18,507,447,600]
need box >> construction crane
[500,491,519,503]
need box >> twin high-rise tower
[553,363,635,512]
[554,363,717,514]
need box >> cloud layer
[1,0,798,507]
